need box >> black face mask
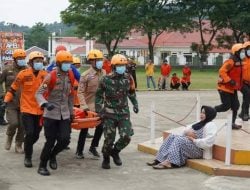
[192,106,217,130]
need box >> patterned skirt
[155,134,203,167]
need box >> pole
[196,94,200,122]
[225,110,232,166]
[150,101,155,144]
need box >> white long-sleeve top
[183,121,218,159]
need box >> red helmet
[55,45,67,54]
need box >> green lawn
[135,67,219,90]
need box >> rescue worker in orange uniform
[4,51,47,167]
[214,43,245,130]
[170,73,180,90]
[181,73,191,90]
[102,56,112,74]
[160,58,171,90]
[182,64,191,83]
[0,49,27,153]
[76,49,106,159]
[36,51,74,176]
[239,41,250,121]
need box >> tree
[183,0,224,69]
[25,22,49,50]
[61,0,134,57]
[131,0,189,61]
[212,0,250,46]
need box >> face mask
[95,61,103,70]
[240,51,245,60]
[115,66,126,75]
[61,63,71,72]
[17,59,26,67]
[246,50,250,57]
[77,68,81,72]
[33,62,44,71]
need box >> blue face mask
[115,66,126,75]
[246,50,250,57]
[240,51,245,60]
[17,59,26,67]
[96,61,103,70]
[61,63,71,72]
[33,62,44,71]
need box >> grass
[135,66,219,90]
[80,65,219,90]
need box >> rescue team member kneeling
[4,51,47,167]
[36,51,74,176]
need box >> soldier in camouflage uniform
[95,54,139,169]
[0,49,27,153]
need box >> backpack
[44,69,75,98]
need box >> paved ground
[0,90,250,190]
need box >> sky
[0,0,70,27]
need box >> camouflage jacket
[0,64,26,108]
[95,72,138,115]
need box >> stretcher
[71,107,101,130]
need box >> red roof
[56,37,85,44]
[70,46,86,54]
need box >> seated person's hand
[184,129,197,139]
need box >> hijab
[192,106,217,131]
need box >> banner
[0,32,24,62]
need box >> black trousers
[76,123,103,153]
[40,118,71,164]
[181,82,190,90]
[170,83,180,90]
[240,83,250,115]
[0,96,6,122]
[215,90,240,124]
[131,71,137,89]
[21,113,42,159]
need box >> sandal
[146,160,160,166]
[152,163,172,169]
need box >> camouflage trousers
[6,108,24,143]
[102,114,134,155]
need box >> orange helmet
[87,49,103,60]
[73,57,81,64]
[55,45,67,54]
[29,51,44,61]
[231,43,243,55]
[111,54,127,65]
[56,50,73,63]
[243,41,250,49]
[13,49,26,59]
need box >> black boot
[24,158,32,168]
[38,161,50,176]
[111,147,122,166]
[49,156,57,170]
[102,155,110,169]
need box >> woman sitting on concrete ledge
[147,105,217,169]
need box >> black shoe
[146,160,160,166]
[49,156,57,170]
[232,124,242,130]
[102,156,110,169]
[24,158,32,168]
[89,147,100,159]
[37,167,50,176]
[86,133,94,138]
[111,148,122,166]
[0,120,8,125]
[75,152,84,159]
